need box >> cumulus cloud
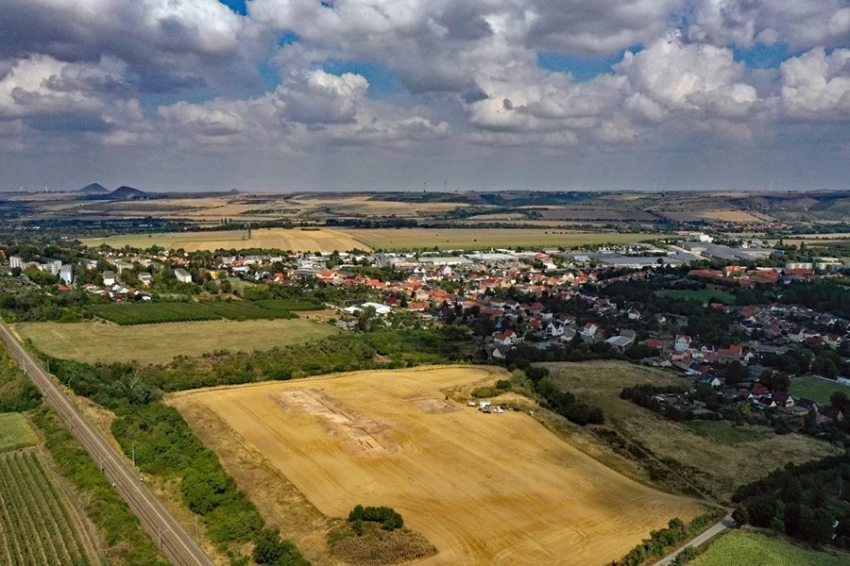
[615,37,758,118]
[158,69,448,151]
[687,0,850,50]
[778,48,850,118]
[0,0,247,92]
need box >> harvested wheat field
[83,227,369,253]
[171,367,705,566]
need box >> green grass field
[15,319,340,365]
[90,299,320,325]
[0,413,37,452]
[542,361,840,500]
[691,531,848,566]
[789,377,850,405]
[349,228,670,251]
[657,288,737,304]
[685,420,767,444]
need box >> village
[4,232,850,437]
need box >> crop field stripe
[90,300,312,325]
[0,451,92,566]
[26,452,90,563]
[0,455,45,565]
[8,453,67,565]
[0,473,23,566]
[19,451,88,565]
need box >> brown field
[170,367,705,566]
[290,195,465,218]
[14,318,339,365]
[82,227,370,252]
[544,361,842,500]
[694,210,765,223]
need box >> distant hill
[78,183,109,194]
[109,186,148,199]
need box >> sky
[1,0,849,192]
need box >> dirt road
[0,319,214,566]
[651,513,733,566]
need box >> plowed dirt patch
[171,367,705,566]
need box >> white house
[581,322,598,339]
[102,270,116,286]
[674,334,692,352]
[493,329,519,346]
[138,272,153,286]
[174,268,192,283]
[546,321,565,337]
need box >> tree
[724,361,748,385]
[732,506,749,528]
[831,391,850,414]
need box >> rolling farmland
[15,318,340,365]
[82,226,667,252]
[344,228,667,251]
[170,366,705,566]
[82,227,370,253]
[0,448,100,566]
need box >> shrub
[348,505,404,531]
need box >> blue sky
[0,0,849,192]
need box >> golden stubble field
[170,367,705,566]
[83,227,370,253]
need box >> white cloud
[778,48,850,119]
[687,0,850,50]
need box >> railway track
[0,320,215,566]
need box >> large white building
[59,265,74,285]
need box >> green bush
[348,505,404,531]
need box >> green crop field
[657,288,737,304]
[15,318,341,365]
[348,228,669,251]
[789,377,850,406]
[685,420,767,444]
[89,299,321,325]
[0,449,99,565]
[0,413,37,452]
[691,531,848,566]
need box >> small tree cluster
[348,505,404,531]
[253,529,310,566]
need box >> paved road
[651,513,734,566]
[0,320,215,566]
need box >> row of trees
[528,367,605,425]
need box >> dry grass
[543,361,842,501]
[169,366,705,566]
[14,318,339,365]
[82,227,369,252]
